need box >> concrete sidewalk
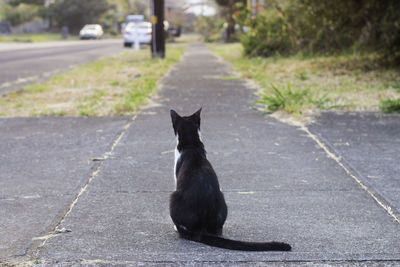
[1,43,399,266]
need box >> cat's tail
[177,227,291,251]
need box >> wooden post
[151,0,165,58]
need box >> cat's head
[170,108,202,146]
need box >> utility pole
[151,0,165,58]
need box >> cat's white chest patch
[173,136,181,188]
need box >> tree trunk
[225,0,235,42]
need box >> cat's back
[172,151,225,218]
[177,148,220,190]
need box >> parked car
[79,24,103,40]
[123,22,151,47]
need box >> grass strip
[209,43,400,118]
[0,44,185,117]
[0,33,78,42]
[380,98,400,113]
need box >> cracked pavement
[0,43,399,266]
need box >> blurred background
[1,0,399,63]
[0,0,399,116]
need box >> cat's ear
[190,107,202,128]
[170,109,181,134]
[194,107,202,117]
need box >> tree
[214,0,246,42]
[8,0,45,6]
[240,0,400,63]
[0,2,44,26]
[295,0,400,58]
[1,0,46,26]
[125,0,148,16]
[48,0,112,33]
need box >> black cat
[169,108,291,251]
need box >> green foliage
[8,0,44,6]
[24,84,50,92]
[241,11,293,57]
[213,0,247,42]
[255,84,329,114]
[1,3,42,26]
[129,0,148,18]
[78,90,106,116]
[210,42,400,117]
[109,80,120,87]
[195,15,224,42]
[296,71,308,81]
[48,0,112,33]
[380,98,400,113]
[215,0,246,8]
[215,0,230,6]
[291,0,400,57]
[240,0,400,63]
[114,78,156,114]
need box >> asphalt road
[0,39,128,95]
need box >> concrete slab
[0,116,131,261]
[32,44,400,265]
[36,190,400,263]
[308,112,400,219]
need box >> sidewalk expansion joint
[301,125,400,225]
[30,115,138,260]
[10,258,400,265]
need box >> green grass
[23,84,50,93]
[0,44,185,116]
[255,84,331,114]
[90,61,105,72]
[109,80,120,86]
[218,75,241,80]
[295,71,309,81]
[380,98,400,113]
[113,78,156,114]
[78,90,106,116]
[209,43,400,118]
[0,33,77,42]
